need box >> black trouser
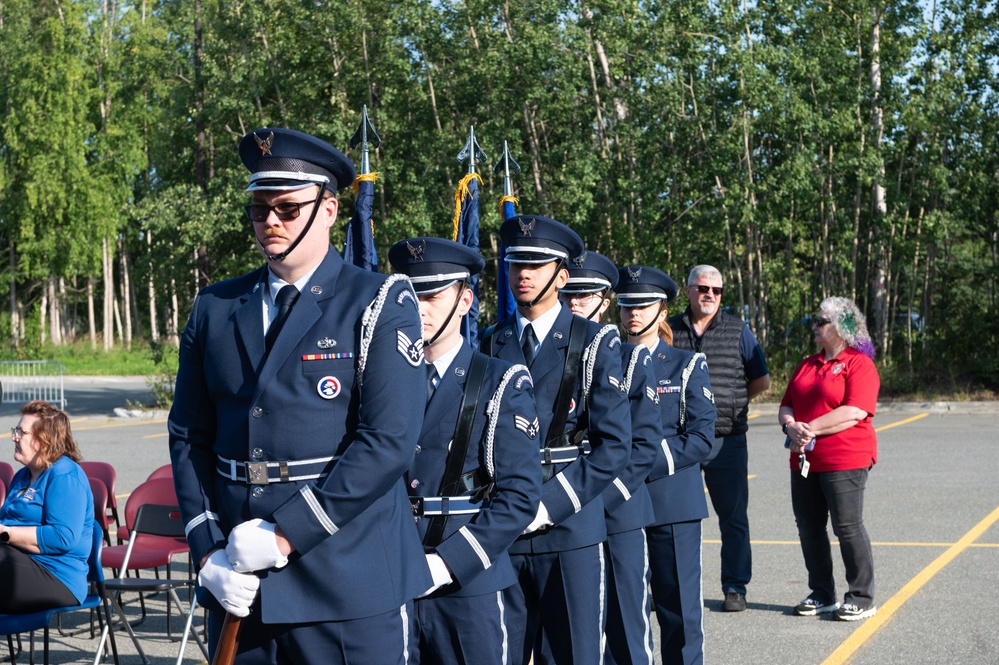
[0,543,79,614]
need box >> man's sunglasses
[692,285,723,296]
[244,200,315,223]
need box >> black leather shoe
[723,592,747,612]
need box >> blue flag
[497,198,518,321]
[343,176,378,272]
[456,175,481,347]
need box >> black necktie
[426,365,439,403]
[521,323,537,367]
[266,285,300,352]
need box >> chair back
[80,460,119,513]
[123,478,179,532]
[145,464,173,481]
[89,477,112,545]
[0,480,5,507]
[87,518,108,585]
[0,461,13,491]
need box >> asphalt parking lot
[2,380,997,664]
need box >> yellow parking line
[143,433,169,439]
[875,413,928,432]
[71,418,168,432]
[747,413,761,420]
[822,504,999,665]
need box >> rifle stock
[211,613,242,665]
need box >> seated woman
[0,400,95,614]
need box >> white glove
[521,502,554,534]
[226,519,289,573]
[417,553,454,599]
[198,549,260,618]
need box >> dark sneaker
[723,592,747,612]
[793,597,840,616]
[835,603,877,621]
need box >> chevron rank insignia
[396,330,424,366]
[608,375,625,393]
[515,415,540,439]
[646,385,659,405]
[703,386,715,403]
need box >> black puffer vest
[668,309,748,437]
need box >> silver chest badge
[317,338,337,349]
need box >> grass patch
[40,341,179,376]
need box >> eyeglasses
[559,292,602,305]
[244,200,315,223]
[10,426,29,439]
[692,285,723,296]
[812,317,833,327]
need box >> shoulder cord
[622,343,647,393]
[678,352,707,430]
[581,325,619,407]
[358,274,416,385]
[484,364,531,481]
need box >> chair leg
[92,592,121,665]
[6,634,18,665]
[169,591,209,665]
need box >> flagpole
[454,125,487,347]
[493,140,521,321]
[344,105,381,271]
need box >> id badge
[799,453,810,478]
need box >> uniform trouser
[207,600,415,665]
[413,590,509,665]
[790,468,875,609]
[647,520,704,665]
[701,432,752,595]
[504,545,605,665]
[0,544,79,614]
[603,528,655,665]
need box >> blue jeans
[702,433,751,595]
[790,468,875,609]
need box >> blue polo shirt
[1,456,94,603]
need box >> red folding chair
[145,464,173,481]
[80,461,121,542]
[0,461,14,492]
[101,478,190,631]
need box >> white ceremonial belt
[216,454,339,485]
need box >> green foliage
[0,0,997,395]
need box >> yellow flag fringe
[352,171,381,196]
[451,173,483,242]
[498,195,520,214]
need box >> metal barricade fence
[0,360,67,409]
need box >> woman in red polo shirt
[779,297,880,622]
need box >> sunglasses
[10,426,28,439]
[559,291,602,305]
[812,317,833,327]
[692,285,723,296]
[244,199,316,223]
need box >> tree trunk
[9,245,18,348]
[147,230,160,343]
[103,237,114,350]
[119,238,133,350]
[869,7,889,354]
[87,276,97,350]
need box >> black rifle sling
[423,351,489,549]
[545,315,589,448]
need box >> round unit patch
[831,363,844,375]
[568,398,576,414]
[317,376,342,399]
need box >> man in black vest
[668,265,770,613]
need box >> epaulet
[358,274,417,385]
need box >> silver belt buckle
[246,462,269,485]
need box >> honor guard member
[560,251,661,665]
[169,127,432,665]
[387,237,542,665]
[483,216,631,665]
[617,266,717,665]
